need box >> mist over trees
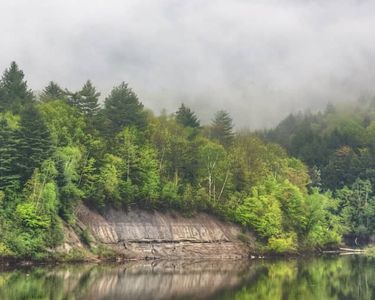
[0,61,371,259]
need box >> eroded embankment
[68,205,253,260]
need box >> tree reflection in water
[0,256,374,300]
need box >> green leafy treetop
[104,82,147,134]
[0,62,33,113]
[176,103,200,128]
[210,110,234,147]
[40,81,66,102]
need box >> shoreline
[1,248,368,268]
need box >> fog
[1,0,375,128]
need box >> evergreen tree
[0,62,33,112]
[0,118,20,191]
[77,80,100,116]
[40,81,66,102]
[104,82,147,134]
[65,90,80,107]
[176,103,200,128]
[17,105,54,182]
[210,110,234,147]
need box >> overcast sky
[1,0,375,128]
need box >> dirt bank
[68,205,254,260]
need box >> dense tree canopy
[0,61,370,259]
[264,100,375,243]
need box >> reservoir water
[0,255,374,299]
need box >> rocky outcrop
[76,205,253,259]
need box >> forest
[0,61,373,259]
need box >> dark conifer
[17,104,54,182]
[40,81,66,102]
[210,110,234,147]
[0,62,33,112]
[176,103,200,128]
[104,82,147,134]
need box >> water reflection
[0,256,374,300]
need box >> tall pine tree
[0,117,20,191]
[17,104,54,183]
[176,103,200,128]
[77,80,100,116]
[104,82,147,134]
[0,62,33,113]
[40,81,66,102]
[210,110,234,147]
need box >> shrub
[267,234,297,254]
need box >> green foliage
[364,246,375,257]
[38,100,87,146]
[80,229,93,246]
[16,202,51,230]
[0,61,357,258]
[103,82,147,135]
[17,104,54,183]
[236,181,283,239]
[0,113,20,191]
[197,138,231,205]
[236,178,341,250]
[0,242,14,257]
[265,100,375,239]
[0,61,33,113]
[40,81,66,102]
[95,153,126,208]
[2,162,63,258]
[267,234,297,253]
[161,181,179,207]
[210,110,234,147]
[92,244,117,260]
[336,178,375,238]
[302,190,342,247]
[176,103,200,129]
[76,80,100,116]
[54,146,84,222]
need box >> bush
[160,181,179,208]
[80,229,93,246]
[0,242,14,257]
[92,245,117,260]
[365,246,375,257]
[267,234,297,254]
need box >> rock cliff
[74,205,253,259]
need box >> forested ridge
[265,102,375,243]
[0,61,370,259]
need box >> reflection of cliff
[79,260,256,300]
[76,205,253,259]
[1,257,374,300]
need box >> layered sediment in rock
[75,205,253,259]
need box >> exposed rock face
[76,205,253,259]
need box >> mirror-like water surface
[0,255,374,300]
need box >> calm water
[0,255,374,300]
